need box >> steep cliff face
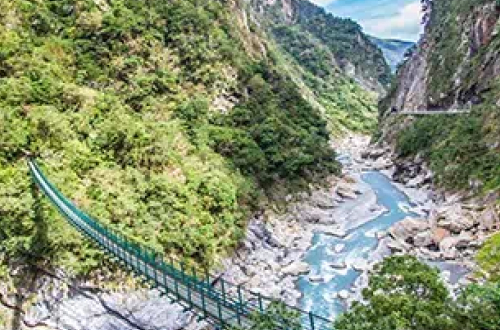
[379,1,500,191]
[381,0,500,114]
[249,0,392,95]
[376,0,500,282]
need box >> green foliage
[214,70,340,182]
[477,231,500,281]
[232,302,302,330]
[395,106,500,190]
[425,0,498,101]
[335,256,500,330]
[335,256,454,330]
[0,0,339,276]
[451,283,500,330]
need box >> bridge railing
[29,159,333,330]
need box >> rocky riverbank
[363,139,500,287]
[5,134,495,329]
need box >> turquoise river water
[298,171,418,319]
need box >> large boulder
[439,232,473,252]
[436,205,475,233]
[389,218,430,244]
[432,227,451,244]
[478,207,500,231]
[413,230,433,247]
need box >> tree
[334,256,454,330]
[452,283,500,330]
[231,302,303,330]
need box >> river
[298,170,419,319]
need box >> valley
[1,0,500,329]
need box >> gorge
[1,0,500,329]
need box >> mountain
[251,0,392,94]
[379,0,500,191]
[377,0,500,277]
[247,0,392,132]
[0,0,343,277]
[369,37,415,72]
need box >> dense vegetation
[0,0,340,279]
[335,256,500,330]
[250,0,391,133]
[394,104,500,191]
[271,25,379,133]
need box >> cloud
[362,1,423,40]
[325,0,423,41]
[309,0,336,6]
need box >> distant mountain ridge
[369,37,415,72]
[250,0,392,94]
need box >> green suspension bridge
[28,158,332,330]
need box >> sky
[310,0,424,41]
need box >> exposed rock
[440,232,473,252]
[351,259,370,272]
[478,206,500,231]
[310,190,337,209]
[336,185,357,200]
[338,290,350,300]
[361,148,386,160]
[334,243,345,253]
[387,239,411,252]
[389,218,430,243]
[329,261,347,269]
[281,261,310,276]
[308,275,324,283]
[413,230,433,247]
[435,205,475,233]
[432,227,451,244]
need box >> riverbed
[298,171,419,319]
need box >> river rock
[478,206,500,231]
[294,204,330,223]
[361,148,386,160]
[310,190,337,209]
[329,261,347,269]
[334,243,345,253]
[323,227,348,238]
[309,275,324,283]
[337,185,357,200]
[413,230,433,247]
[436,205,475,233]
[351,259,370,272]
[338,290,350,300]
[432,227,451,244]
[387,239,411,252]
[440,232,473,252]
[281,261,310,276]
[389,218,430,243]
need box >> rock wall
[381,0,500,115]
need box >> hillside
[0,0,344,284]
[378,0,500,278]
[248,0,392,132]
[369,37,415,72]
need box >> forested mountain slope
[248,0,392,132]
[0,0,341,279]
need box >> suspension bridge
[28,158,332,330]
